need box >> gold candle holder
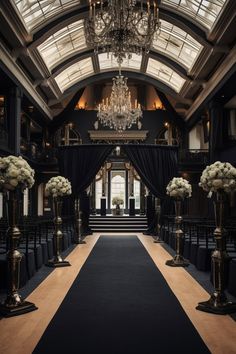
[196,191,236,314]
[166,198,189,267]
[0,190,37,317]
[47,197,71,267]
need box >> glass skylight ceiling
[55,57,94,92]
[38,20,86,70]
[153,20,203,70]
[162,0,227,29]
[12,0,80,31]
[146,58,185,92]
[98,53,142,71]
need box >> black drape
[58,145,113,196]
[123,145,177,232]
[123,145,178,198]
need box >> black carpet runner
[33,236,210,354]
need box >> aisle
[33,236,209,354]
[0,234,236,354]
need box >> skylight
[54,57,94,92]
[98,53,142,71]
[152,20,203,70]
[162,0,227,30]
[146,58,185,92]
[12,0,80,31]
[38,20,86,70]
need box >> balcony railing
[179,149,209,165]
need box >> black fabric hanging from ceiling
[58,145,113,196]
[122,145,178,198]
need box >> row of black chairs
[160,215,236,296]
[0,215,75,290]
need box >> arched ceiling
[0,0,236,121]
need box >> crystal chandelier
[97,69,142,131]
[85,0,159,64]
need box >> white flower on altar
[0,155,35,191]
[166,177,192,199]
[199,161,236,194]
[45,176,72,197]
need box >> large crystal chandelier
[85,0,159,64]
[97,69,142,131]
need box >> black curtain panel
[58,145,113,196]
[123,145,178,232]
[123,145,178,198]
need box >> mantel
[88,130,149,141]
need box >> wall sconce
[164,122,170,128]
[154,102,164,110]
[115,146,121,156]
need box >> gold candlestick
[196,191,236,314]
[166,199,189,267]
[47,197,71,267]
[0,190,37,317]
[74,197,86,244]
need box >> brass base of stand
[74,239,86,244]
[196,296,236,315]
[196,300,236,315]
[0,300,38,317]
[166,256,189,267]
[153,237,164,243]
[46,259,71,267]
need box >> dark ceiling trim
[155,89,186,128]
[51,49,94,75]
[50,49,189,80]
[49,87,85,132]
[53,70,191,105]
[27,6,209,50]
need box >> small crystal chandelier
[85,0,159,64]
[97,68,142,131]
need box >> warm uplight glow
[153,101,164,110]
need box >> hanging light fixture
[85,0,159,64]
[97,68,142,131]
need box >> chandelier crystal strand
[97,64,142,131]
[86,0,159,64]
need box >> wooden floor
[0,233,236,354]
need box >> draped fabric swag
[123,145,178,231]
[58,145,113,196]
[122,145,178,199]
[58,144,178,230]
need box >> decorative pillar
[90,179,96,215]
[153,197,163,243]
[140,181,146,215]
[8,86,22,155]
[208,100,225,163]
[100,165,106,215]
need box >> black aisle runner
[33,236,210,354]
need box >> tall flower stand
[74,197,86,244]
[47,197,71,267]
[0,191,37,317]
[166,199,189,267]
[196,191,236,314]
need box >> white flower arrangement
[112,196,124,206]
[0,155,35,191]
[166,177,192,199]
[199,161,236,194]
[45,176,72,197]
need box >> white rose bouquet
[112,197,124,206]
[199,161,236,194]
[166,177,192,199]
[45,176,72,197]
[0,155,35,191]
